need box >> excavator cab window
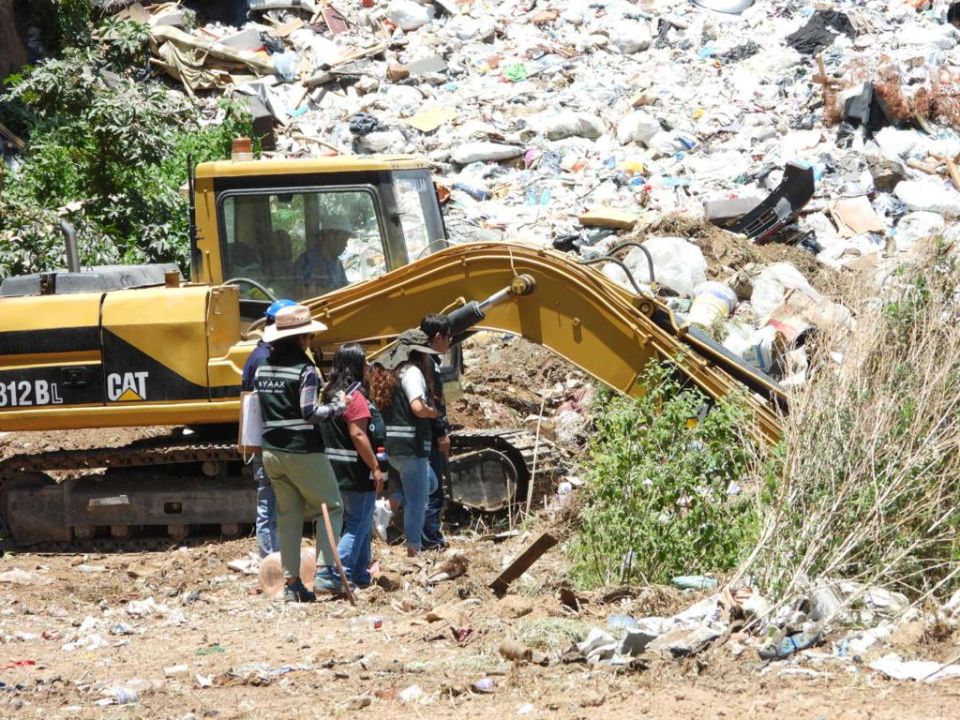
[390,170,446,262]
[220,186,387,311]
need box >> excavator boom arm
[303,242,784,442]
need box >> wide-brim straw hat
[376,328,439,369]
[263,304,328,342]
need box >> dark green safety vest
[255,360,323,453]
[321,394,381,493]
[382,377,432,458]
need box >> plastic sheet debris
[895,180,960,218]
[870,654,960,682]
[691,0,755,14]
[124,597,168,618]
[0,568,52,585]
[785,11,856,56]
[672,575,720,591]
[758,626,822,660]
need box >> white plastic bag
[388,0,434,31]
[642,236,707,297]
[895,180,960,218]
[616,110,660,146]
[750,262,822,319]
[373,498,393,542]
[533,111,603,141]
[238,391,263,456]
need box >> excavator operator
[296,216,351,296]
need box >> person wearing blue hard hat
[242,298,296,557]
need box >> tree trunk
[0,0,28,79]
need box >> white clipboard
[238,391,263,458]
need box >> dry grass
[512,617,590,652]
[738,239,960,606]
[826,58,960,131]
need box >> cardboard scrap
[116,2,151,23]
[830,195,885,237]
[269,18,305,38]
[220,28,264,52]
[405,106,457,133]
[407,55,448,76]
[322,5,349,35]
[579,207,639,230]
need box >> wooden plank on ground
[489,532,557,597]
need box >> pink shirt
[343,391,372,424]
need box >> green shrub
[35,0,93,53]
[571,365,759,589]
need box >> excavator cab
[190,157,447,322]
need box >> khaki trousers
[262,449,343,579]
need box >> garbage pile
[110,0,960,383]
[541,576,960,682]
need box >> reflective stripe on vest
[325,447,359,462]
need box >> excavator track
[448,428,565,512]
[0,435,256,548]
[0,428,561,549]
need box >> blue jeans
[253,456,278,557]
[389,455,437,552]
[338,491,376,586]
[422,446,447,549]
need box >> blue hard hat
[265,298,296,323]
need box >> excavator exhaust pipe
[60,220,80,273]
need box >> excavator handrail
[300,241,785,442]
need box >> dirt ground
[2,534,959,720]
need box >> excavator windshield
[213,167,446,317]
[221,187,387,301]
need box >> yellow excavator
[0,152,785,546]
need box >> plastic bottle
[453,181,491,201]
[375,445,390,471]
[100,687,138,705]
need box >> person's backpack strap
[365,396,387,448]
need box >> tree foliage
[0,17,253,278]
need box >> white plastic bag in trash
[532,111,603,141]
[616,110,660,146]
[373,498,393,542]
[751,262,823,319]
[641,236,707,297]
[601,246,655,294]
[895,180,960,218]
[388,0,434,31]
[723,323,780,374]
[895,212,947,252]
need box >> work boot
[282,578,316,603]
[314,567,356,596]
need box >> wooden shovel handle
[320,503,355,605]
